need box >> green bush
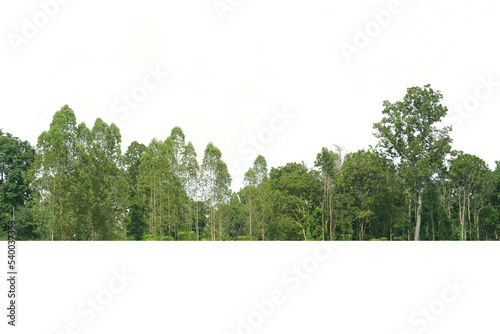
[235,236,252,241]
[178,231,197,241]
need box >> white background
[2,242,499,333]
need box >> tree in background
[242,167,256,240]
[124,141,147,240]
[341,150,384,240]
[182,141,200,240]
[87,119,128,240]
[242,155,269,240]
[0,130,35,239]
[489,162,500,239]
[201,143,231,240]
[314,147,337,240]
[6,99,500,241]
[268,162,321,240]
[138,138,183,240]
[29,106,127,240]
[373,85,452,241]
[30,105,81,240]
[448,151,493,240]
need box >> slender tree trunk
[460,190,467,240]
[361,196,365,241]
[195,201,199,241]
[219,204,222,241]
[50,185,55,241]
[322,174,326,241]
[431,206,435,241]
[60,196,63,240]
[329,178,333,241]
[249,196,252,240]
[260,197,265,241]
[468,195,471,240]
[448,187,452,218]
[414,187,423,241]
[476,212,479,241]
[153,170,157,237]
[210,192,214,241]
[407,196,411,241]
[159,188,163,238]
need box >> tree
[170,126,186,182]
[182,141,200,240]
[373,85,452,241]
[124,141,147,240]
[252,155,268,240]
[0,130,35,239]
[30,107,128,240]
[448,151,493,240]
[243,167,256,240]
[314,147,339,240]
[86,119,128,240]
[138,138,173,239]
[30,105,82,240]
[490,162,500,239]
[7,99,499,241]
[201,143,231,240]
[341,150,384,240]
[269,162,321,240]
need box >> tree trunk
[468,195,471,240]
[414,188,423,241]
[195,201,199,241]
[249,196,252,240]
[407,196,411,241]
[219,204,222,241]
[361,195,365,241]
[260,197,265,241]
[329,178,333,241]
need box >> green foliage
[373,85,452,240]
[6,95,500,241]
[178,231,197,241]
[0,129,35,239]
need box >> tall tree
[253,155,268,240]
[448,151,493,240]
[182,141,200,240]
[124,141,147,240]
[201,143,231,240]
[341,150,383,240]
[138,138,170,239]
[314,147,338,240]
[269,162,322,240]
[0,130,35,239]
[87,119,127,240]
[243,168,256,240]
[373,85,452,240]
[30,105,81,240]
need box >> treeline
[1,85,499,240]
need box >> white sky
[1,0,499,189]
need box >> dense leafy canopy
[1,87,499,240]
